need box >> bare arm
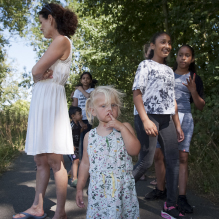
[191,90,205,111]
[76,86,91,98]
[183,74,205,111]
[106,115,140,156]
[133,89,158,136]
[76,132,90,208]
[32,36,70,81]
[172,100,184,142]
[122,122,141,156]
[72,98,78,106]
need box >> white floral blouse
[86,128,140,219]
[132,59,175,115]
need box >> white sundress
[87,128,140,219]
[25,36,74,155]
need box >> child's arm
[76,132,90,208]
[172,100,184,142]
[72,97,78,106]
[80,124,87,133]
[76,86,91,98]
[183,74,205,111]
[133,89,158,137]
[106,114,141,156]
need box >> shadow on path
[0,152,219,219]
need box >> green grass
[0,109,28,174]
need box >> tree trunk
[162,0,170,33]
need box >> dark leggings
[79,120,92,160]
[133,114,179,206]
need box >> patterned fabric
[70,121,81,149]
[87,128,140,219]
[174,72,191,113]
[132,60,175,115]
[73,88,94,120]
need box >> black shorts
[68,147,79,161]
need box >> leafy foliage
[11,0,219,197]
[68,0,219,198]
[0,100,29,173]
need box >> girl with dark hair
[13,3,78,219]
[72,72,98,159]
[145,45,205,214]
[132,32,185,218]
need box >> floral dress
[87,128,140,219]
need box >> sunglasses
[44,4,53,14]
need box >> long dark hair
[78,72,98,88]
[147,32,171,64]
[39,3,78,38]
[173,45,196,74]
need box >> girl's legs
[154,148,166,191]
[13,154,50,218]
[47,154,68,219]
[178,151,189,195]
[73,159,79,180]
[158,115,179,207]
[145,148,166,200]
[69,161,74,179]
[177,113,194,213]
[79,120,92,159]
[133,114,179,206]
[133,115,158,181]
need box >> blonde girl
[76,86,141,219]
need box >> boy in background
[68,106,84,187]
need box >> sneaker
[140,175,146,181]
[70,179,78,188]
[161,202,185,219]
[177,195,193,214]
[144,187,167,200]
[150,179,157,185]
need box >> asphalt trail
[0,152,218,219]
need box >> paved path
[0,152,219,219]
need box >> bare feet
[52,212,67,219]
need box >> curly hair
[39,3,78,38]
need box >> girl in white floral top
[76,86,141,219]
[132,32,185,219]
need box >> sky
[4,33,37,74]
[3,30,37,102]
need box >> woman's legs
[47,154,68,219]
[13,154,50,218]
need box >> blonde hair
[86,86,125,124]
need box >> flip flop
[12,212,47,219]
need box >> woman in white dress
[13,3,78,219]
